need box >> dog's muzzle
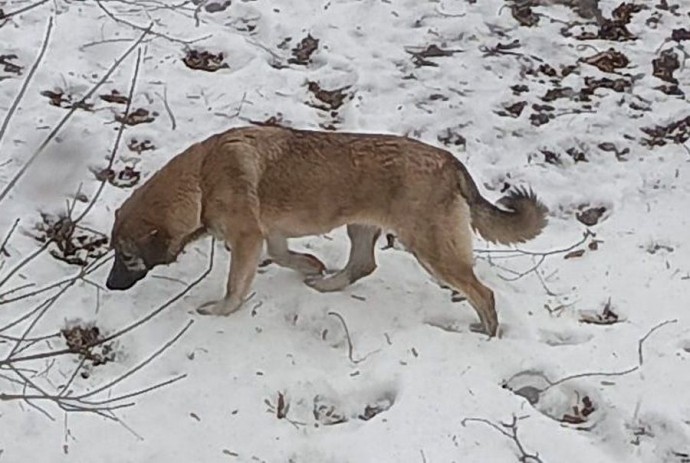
[105,255,148,290]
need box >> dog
[105,126,548,336]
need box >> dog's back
[199,126,460,236]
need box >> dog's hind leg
[266,233,326,276]
[305,224,381,292]
[399,211,498,337]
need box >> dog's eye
[120,252,146,271]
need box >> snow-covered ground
[1,0,689,461]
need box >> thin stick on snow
[538,319,678,391]
[74,47,143,222]
[94,0,211,46]
[4,238,215,366]
[462,415,544,463]
[0,0,50,20]
[0,255,112,306]
[0,17,53,157]
[155,86,177,130]
[475,231,591,258]
[0,45,141,296]
[0,219,20,257]
[0,24,152,205]
[75,320,193,400]
[638,319,677,366]
[328,311,380,364]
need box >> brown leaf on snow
[0,54,22,74]
[62,323,115,366]
[100,89,129,105]
[497,101,528,118]
[437,128,466,148]
[597,20,636,41]
[580,76,631,100]
[93,166,141,189]
[564,249,586,259]
[307,81,351,111]
[542,87,575,102]
[249,114,285,127]
[511,4,539,27]
[581,48,629,73]
[407,44,459,67]
[580,299,620,325]
[41,89,94,111]
[127,138,156,154]
[115,108,156,126]
[289,34,319,65]
[671,28,690,42]
[612,2,645,24]
[182,49,229,72]
[640,115,690,147]
[576,206,606,226]
[652,49,680,84]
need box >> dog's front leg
[197,233,263,316]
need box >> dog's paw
[196,298,239,316]
[469,321,499,338]
[304,271,351,292]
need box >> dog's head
[106,208,176,291]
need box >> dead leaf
[652,49,680,84]
[576,206,606,226]
[580,299,619,325]
[581,48,629,73]
[307,82,351,111]
[564,249,585,259]
[289,34,319,65]
[182,49,229,72]
[100,89,129,105]
[115,108,156,126]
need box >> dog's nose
[106,258,146,290]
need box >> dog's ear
[141,228,173,267]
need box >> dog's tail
[453,159,548,245]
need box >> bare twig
[1,0,50,19]
[0,240,51,290]
[0,25,152,205]
[638,319,677,366]
[538,319,678,392]
[475,232,590,258]
[154,86,176,130]
[0,219,20,257]
[5,239,214,366]
[328,311,380,364]
[0,256,112,305]
[94,0,211,46]
[76,320,193,400]
[0,16,53,153]
[74,46,143,222]
[462,415,543,462]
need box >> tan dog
[106,126,548,336]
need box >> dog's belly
[263,208,380,239]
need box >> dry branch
[74,46,143,222]
[0,0,50,20]
[94,0,211,47]
[1,241,213,418]
[328,311,380,364]
[504,319,679,395]
[155,86,176,130]
[0,16,53,156]
[3,239,215,366]
[462,415,544,462]
[0,25,152,205]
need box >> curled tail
[453,160,548,245]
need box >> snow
[1,0,689,461]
